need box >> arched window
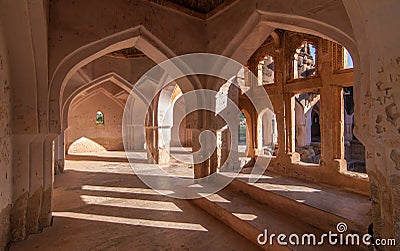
[96,111,104,124]
[343,47,354,69]
[293,42,316,79]
[258,55,275,85]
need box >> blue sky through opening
[309,44,353,68]
[310,45,316,61]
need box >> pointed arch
[49,26,196,133]
[61,72,133,131]
[224,8,358,70]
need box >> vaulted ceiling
[148,0,235,17]
[166,0,225,14]
[108,47,146,59]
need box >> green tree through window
[96,111,104,124]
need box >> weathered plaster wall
[65,91,124,153]
[343,0,400,247]
[0,0,53,245]
[49,0,206,78]
[0,19,12,251]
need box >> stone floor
[10,159,260,251]
[232,167,371,229]
[9,150,372,250]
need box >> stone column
[320,86,345,171]
[272,95,286,159]
[11,135,32,241]
[245,111,258,158]
[295,103,313,148]
[226,85,240,169]
[145,101,159,164]
[191,128,209,179]
[217,128,228,169]
[158,125,171,164]
[284,94,300,161]
[319,40,345,172]
[305,109,312,146]
[53,133,64,174]
[26,135,45,235]
[344,112,354,143]
[273,46,292,162]
[219,126,238,170]
[145,125,159,164]
[295,102,306,147]
[189,109,221,179]
[40,135,56,229]
[10,133,55,241]
[247,60,258,87]
[259,109,276,149]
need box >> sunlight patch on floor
[200,194,231,203]
[232,213,258,221]
[80,195,183,212]
[257,184,321,193]
[82,185,175,196]
[52,212,208,231]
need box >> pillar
[320,86,345,171]
[284,94,300,161]
[319,39,345,172]
[217,128,228,169]
[192,128,210,178]
[295,102,306,147]
[245,110,258,158]
[224,85,240,169]
[145,96,160,164]
[26,135,45,235]
[273,45,292,162]
[344,112,354,143]
[53,133,64,174]
[145,125,159,164]
[11,135,32,241]
[40,135,55,229]
[158,125,171,164]
[10,133,55,241]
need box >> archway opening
[65,84,126,155]
[343,86,366,173]
[156,82,194,167]
[293,41,317,79]
[343,47,354,69]
[258,109,278,156]
[294,91,321,164]
[258,55,275,85]
[238,112,247,149]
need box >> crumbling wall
[343,1,400,248]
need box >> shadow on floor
[10,160,260,251]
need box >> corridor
[10,159,258,250]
